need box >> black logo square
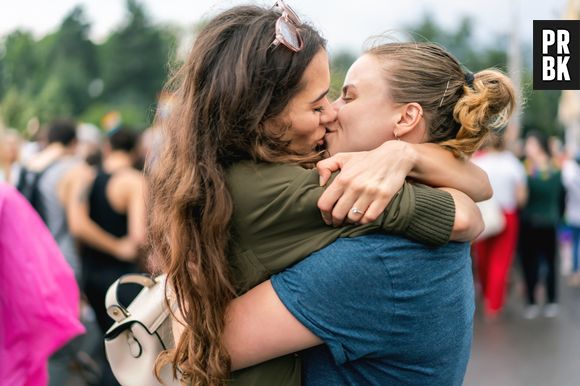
[533,20,580,90]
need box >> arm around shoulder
[408,142,493,202]
[440,188,484,241]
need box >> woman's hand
[114,237,139,262]
[316,141,417,226]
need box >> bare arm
[66,165,137,261]
[125,173,147,246]
[171,280,318,371]
[175,194,482,371]
[440,188,484,241]
[516,183,528,208]
[225,281,320,370]
[316,140,492,228]
[407,143,492,202]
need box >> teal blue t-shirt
[271,234,474,386]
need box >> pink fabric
[0,183,85,386]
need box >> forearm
[407,143,492,202]
[224,281,321,370]
[439,187,484,241]
[72,217,122,256]
[128,199,147,246]
[128,179,147,246]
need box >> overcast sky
[0,0,569,54]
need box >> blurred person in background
[77,122,103,166]
[135,125,163,171]
[473,134,528,319]
[16,119,92,385]
[19,120,48,166]
[0,128,23,185]
[562,151,580,286]
[68,125,146,333]
[67,126,146,386]
[549,136,566,168]
[16,119,118,385]
[17,119,82,279]
[0,183,84,386]
[520,131,564,319]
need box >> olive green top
[227,161,455,385]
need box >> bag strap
[105,273,157,322]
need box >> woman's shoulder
[227,160,315,178]
[226,161,319,194]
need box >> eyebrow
[309,88,329,104]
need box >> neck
[532,154,549,167]
[45,142,68,156]
[104,151,133,172]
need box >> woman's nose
[321,105,337,124]
[331,97,343,109]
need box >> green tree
[408,13,508,72]
[34,6,98,117]
[406,14,560,138]
[0,31,39,129]
[0,87,36,130]
[521,73,563,137]
[98,0,175,126]
[0,6,99,128]
[329,51,356,100]
[49,6,98,77]
[0,30,38,95]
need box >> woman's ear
[394,102,424,139]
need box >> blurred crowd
[1,118,578,384]
[472,131,580,321]
[0,119,159,386]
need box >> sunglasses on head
[270,0,304,52]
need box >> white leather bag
[476,197,506,241]
[104,274,181,386]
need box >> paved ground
[464,272,580,386]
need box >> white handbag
[476,197,506,241]
[104,274,182,386]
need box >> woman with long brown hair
[147,3,506,385]
[213,42,516,386]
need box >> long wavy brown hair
[367,42,516,157]
[146,5,325,385]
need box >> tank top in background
[81,169,134,271]
[37,157,82,279]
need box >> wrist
[394,141,417,175]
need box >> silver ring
[351,207,364,215]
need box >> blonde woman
[147,3,514,385]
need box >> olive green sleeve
[228,163,455,282]
[379,183,455,246]
[322,172,455,246]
